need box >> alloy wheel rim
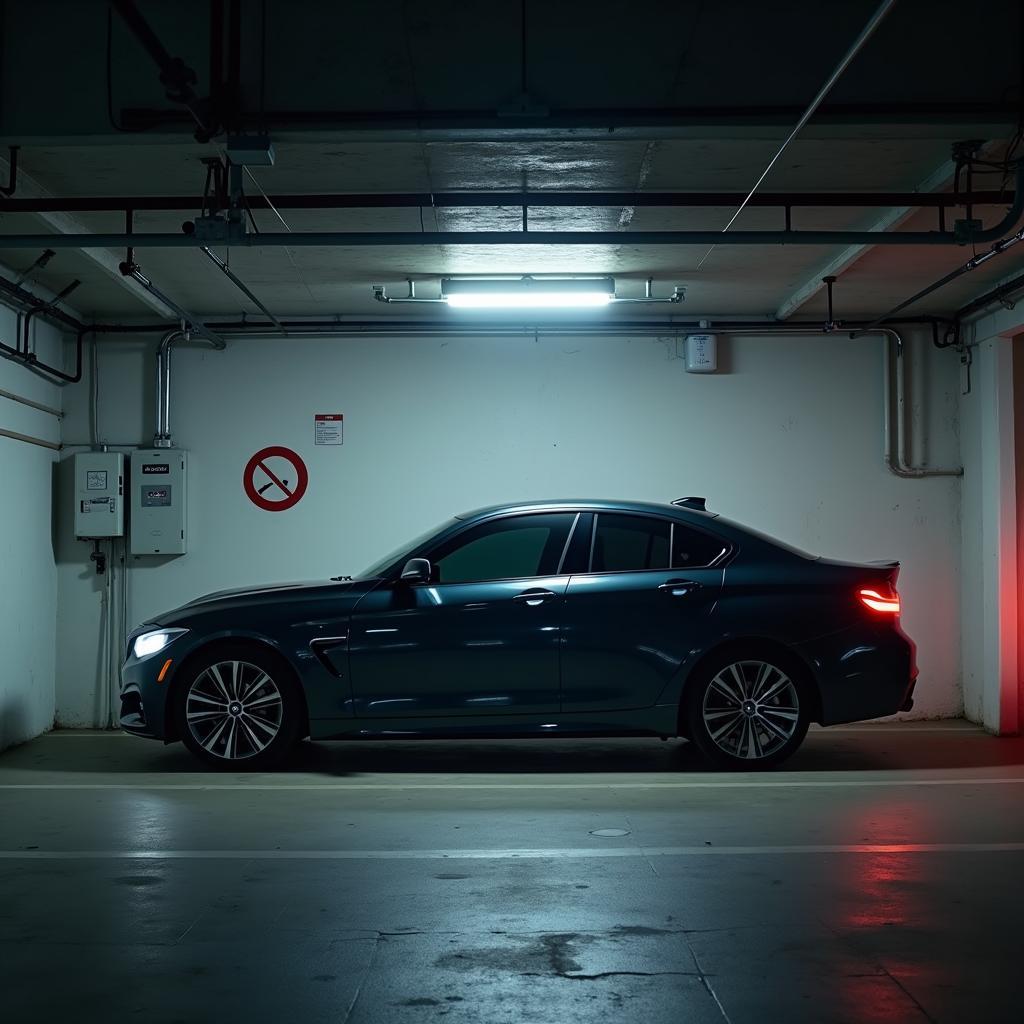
[702,660,800,760]
[185,660,283,760]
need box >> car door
[560,512,728,712]
[347,512,579,718]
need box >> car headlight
[132,628,188,660]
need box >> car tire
[685,649,811,770]
[174,642,303,770]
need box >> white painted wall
[55,329,963,725]
[0,307,63,750]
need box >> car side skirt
[308,705,680,741]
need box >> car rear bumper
[794,623,917,726]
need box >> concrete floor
[1,722,1022,1023]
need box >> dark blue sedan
[119,498,917,770]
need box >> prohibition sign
[243,446,309,512]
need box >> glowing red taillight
[858,586,901,614]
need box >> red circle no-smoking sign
[243,446,309,512]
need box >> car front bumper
[118,637,189,741]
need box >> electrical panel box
[74,452,125,538]
[130,449,187,555]
[684,333,718,373]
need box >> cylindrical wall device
[685,333,718,373]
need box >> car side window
[672,524,728,568]
[591,514,670,572]
[430,513,577,584]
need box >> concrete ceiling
[1,0,1023,325]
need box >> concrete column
[960,323,1022,734]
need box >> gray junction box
[130,450,187,555]
[74,452,125,538]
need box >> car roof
[454,499,719,522]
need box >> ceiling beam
[774,149,1004,321]
[0,153,175,319]
[0,189,1013,215]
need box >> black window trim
[417,509,583,586]
[584,510,733,576]
[556,512,582,574]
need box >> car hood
[152,577,378,625]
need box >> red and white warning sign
[243,446,309,512]
[314,413,344,445]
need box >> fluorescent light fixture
[442,277,614,310]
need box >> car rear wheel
[174,644,302,769]
[686,653,810,770]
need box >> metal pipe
[22,278,82,354]
[147,314,947,337]
[154,324,229,447]
[155,330,172,440]
[155,328,184,445]
[0,300,86,384]
[0,274,88,336]
[120,262,225,349]
[955,268,1024,321]
[199,246,286,333]
[0,427,60,451]
[1,189,1014,214]
[851,220,1024,337]
[5,226,1021,249]
[56,314,954,478]
[882,331,962,477]
[706,0,897,253]
[9,163,1024,247]
[0,387,62,417]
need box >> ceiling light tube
[441,277,615,310]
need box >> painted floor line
[1,777,1023,791]
[35,725,984,738]
[1,842,1023,861]
[822,726,982,733]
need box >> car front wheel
[174,644,303,769]
[686,653,810,770]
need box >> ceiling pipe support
[697,0,897,266]
[1,189,1015,215]
[851,219,1024,337]
[4,225,1020,249]
[199,246,287,333]
[119,261,225,349]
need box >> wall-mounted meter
[74,452,125,538]
[130,449,188,555]
[685,334,718,373]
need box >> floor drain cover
[589,828,631,838]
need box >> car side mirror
[400,557,432,584]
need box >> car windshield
[355,518,458,578]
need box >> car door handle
[513,589,556,606]
[658,579,702,597]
